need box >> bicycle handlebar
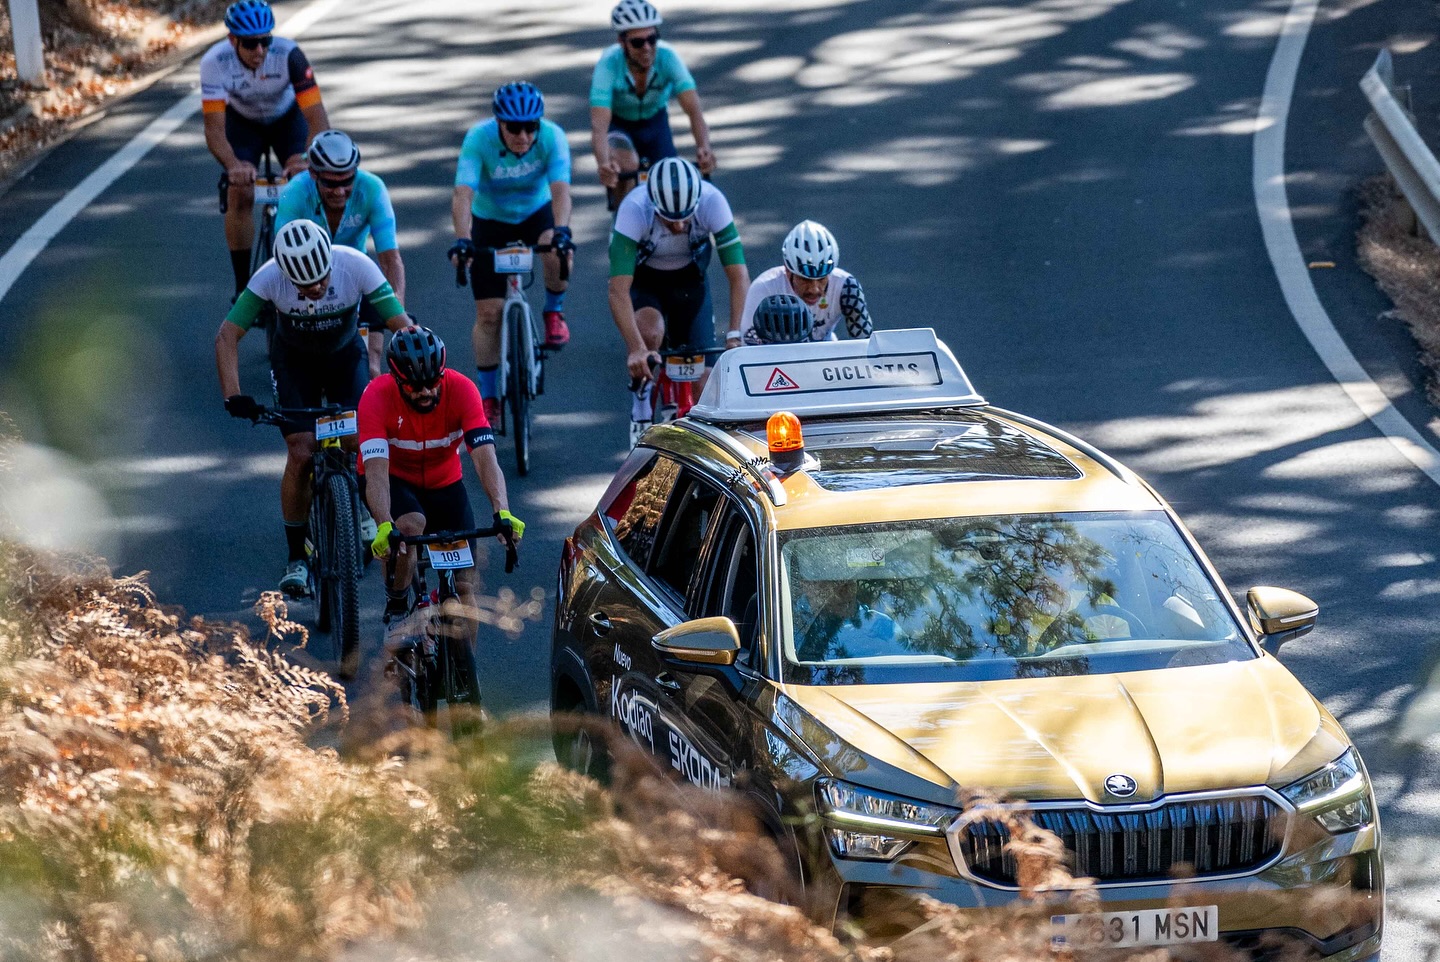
[452,241,571,287]
[250,404,351,427]
[629,346,726,391]
[395,525,518,574]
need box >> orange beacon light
[767,412,805,473]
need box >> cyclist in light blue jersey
[276,130,406,376]
[448,82,574,422]
[591,0,714,209]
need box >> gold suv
[550,330,1382,959]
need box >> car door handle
[588,611,612,635]
[654,672,681,692]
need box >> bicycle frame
[651,347,723,422]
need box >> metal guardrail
[1362,49,1440,243]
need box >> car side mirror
[653,616,741,667]
[1246,586,1318,650]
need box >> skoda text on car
[549,329,1382,959]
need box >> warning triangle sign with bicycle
[764,367,800,391]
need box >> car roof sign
[688,328,985,423]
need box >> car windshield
[778,511,1253,685]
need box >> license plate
[493,246,534,274]
[426,540,474,570]
[665,354,704,382]
[314,410,358,440]
[255,181,283,204]
[1051,906,1218,950]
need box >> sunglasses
[236,35,273,50]
[502,121,539,135]
[317,174,355,190]
[627,32,660,49]
[399,379,441,394]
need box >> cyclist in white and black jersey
[215,221,413,595]
[202,0,330,295]
[730,220,872,346]
[609,158,748,445]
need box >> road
[0,0,1436,954]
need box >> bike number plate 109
[493,246,534,274]
[665,355,705,382]
[315,410,358,440]
[426,540,475,570]
[1051,906,1217,950]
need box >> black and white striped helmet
[781,220,838,279]
[274,220,332,286]
[612,0,662,30]
[647,157,703,221]
[307,129,360,175]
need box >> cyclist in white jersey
[730,220,873,346]
[215,221,413,595]
[201,0,330,295]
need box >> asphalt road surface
[0,0,1437,954]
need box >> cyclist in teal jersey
[590,0,715,207]
[448,82,573,423]
[278,130,406,373]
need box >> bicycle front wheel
[322,472,362,668]
[506,300,531,476]
[437,610,483,740]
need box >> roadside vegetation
[1357,176,1440,406]
[0,0,226,181]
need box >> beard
[404,393,440,413]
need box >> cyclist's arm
[456,380,509,518]
[377,250,406,303]
[362,456,393,528]
[451,186,474,247]
[368,179,405,300]
[590,107,617,183]
[723,260,751,339]
[287,45,328,148]
[545,125,573,226]
[215,320,247,399]
[469,443,510,519]
[452,125,485,245]
[731,282,764,347]
[589,56,618,180]
[203,111,245,174]
[608,232,644,352]
[675,88,713,171]
[357,396,393,524]
[840,273,873,338]
[549,181,573,229]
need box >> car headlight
[817,779,959,861]
[1280,748,1374,834]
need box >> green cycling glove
[496,510,525,540]
[371,520,394,559]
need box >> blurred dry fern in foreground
[0,542,1352,961]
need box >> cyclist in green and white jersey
[277,130,406,366]
[591,0,715,207]
[215,220,413,595]
[448,82,573,424]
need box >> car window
[609,455,680,570]
[778,511,1253,685]
[649,471,721,604]
[698,506,761,664]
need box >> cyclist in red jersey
[358,327,524,644]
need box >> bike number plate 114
[315,410,358,440]
[426,540,475,570]
[665,355,705,382]
[493,246,534,274]
[1051,906,1218,950]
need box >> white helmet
[647,157,703,221]
[612,0,662,31]
[274,220,332,286]
[782,220,838,279]
[307,129,360,175]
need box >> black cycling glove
[551,225,574,252]
[447,238,475,262]
[225,394,262,421]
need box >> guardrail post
[1362,48,1440,243]
[7,0,48,87]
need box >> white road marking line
[0,0,348,308]
[1254,0,1440,486]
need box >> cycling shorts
[608,109,677,165]
[388,476,475,535]
[225,103,308,167]
[631,263,715,357]
[269,333,369,437]
[469,202,554,300]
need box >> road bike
[220,148,287,349]
[383,523,517,736]
[609,156,651,211]
[629,344,725,445]
[249,404,364,670]
[455,241,570,477]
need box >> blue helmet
[492,82,545,123]
[224,0,274,36]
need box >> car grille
[957,796,1285,885]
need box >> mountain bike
[455,241,570,477]
[250,404,364,669]
[628,344,725,444]
[383,523,517,736]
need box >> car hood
[777,657,1350,803]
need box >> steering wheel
[1038,603,1148,649]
